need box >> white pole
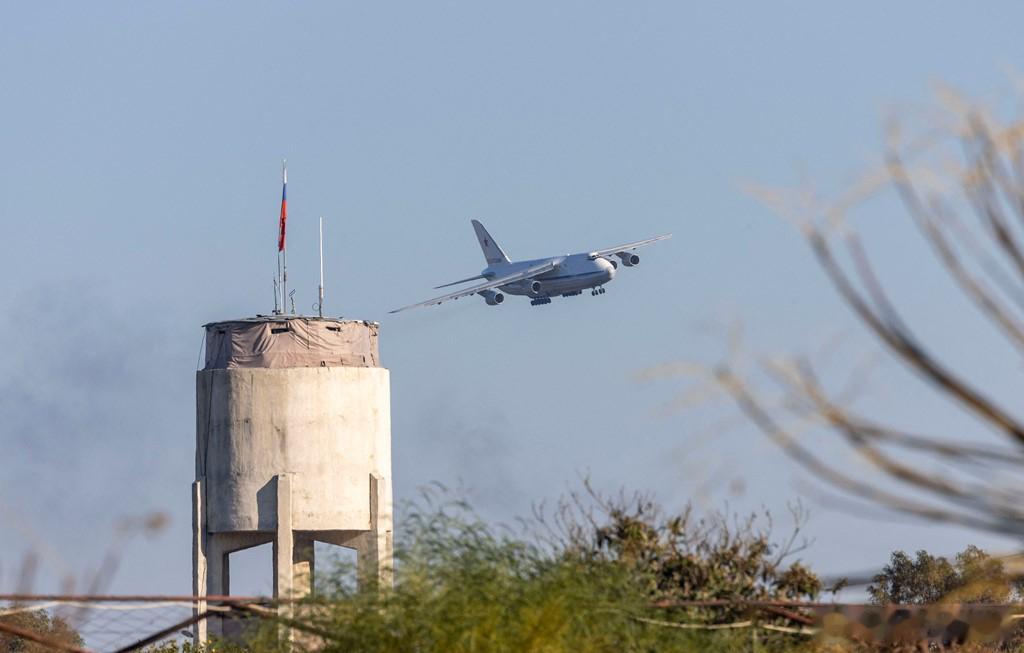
[275,253,282,314]
[282,161,289,314]
[318,216,324,317]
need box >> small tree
[535,483,825,622]
[869,545,1021,605]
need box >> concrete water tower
[192,315,392,640]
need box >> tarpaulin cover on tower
[202,317,380,370]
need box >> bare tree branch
[715,366,1017,534]
[708,94,1024,536]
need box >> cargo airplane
[390,220,671,313]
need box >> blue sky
[2,2,1024,596]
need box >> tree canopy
[868,545,1021,605]
[0,609,83,653]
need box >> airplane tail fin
[471,219,511,265]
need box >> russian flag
[278,164,288,252]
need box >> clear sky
[3,2,1024,597]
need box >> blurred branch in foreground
[689,88,1024,537]
[0,509,170,651]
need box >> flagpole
[318,216,324,317]
[275,253,282,314]
[281,160,289,314]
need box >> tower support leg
[273,474,294,599]
[354,474,393,587]
[205,536,231,639]
[273,474,296,646]
[192,480,208,643]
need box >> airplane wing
[587,233,672,260]
[389,261,557,313]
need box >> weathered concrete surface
[193,319,394,643]
[196,366,392,532]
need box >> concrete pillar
[273,474,294,599]
[192,480,208,643]
[273,473,296,647]
[355,474,393,587]
[205,537,231,639]
[202,532,271,642]
[270,475,318,599]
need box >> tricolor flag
[278,164,288,252]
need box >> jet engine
[526,280,542,294]
[616,251,640,267]
[481,289,505,306]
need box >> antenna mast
[273,275,280,314]
[318,216,325,317]
[282,161,290,313]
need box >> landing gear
[530,297,552,306]
[590,287,606,296]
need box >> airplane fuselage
[388,220,669,313]
[484,253,616,297]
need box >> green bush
[149,488,826,652]
[271,488,820,652]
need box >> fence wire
[0,595,273,653]
[3,595,1024,651]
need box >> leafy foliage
[139,499,1024,652]
[538,485,823,613]
[256,487,823,652]
[868,545,1022,605]
[298,495,666,652]
[0,609,83,653]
